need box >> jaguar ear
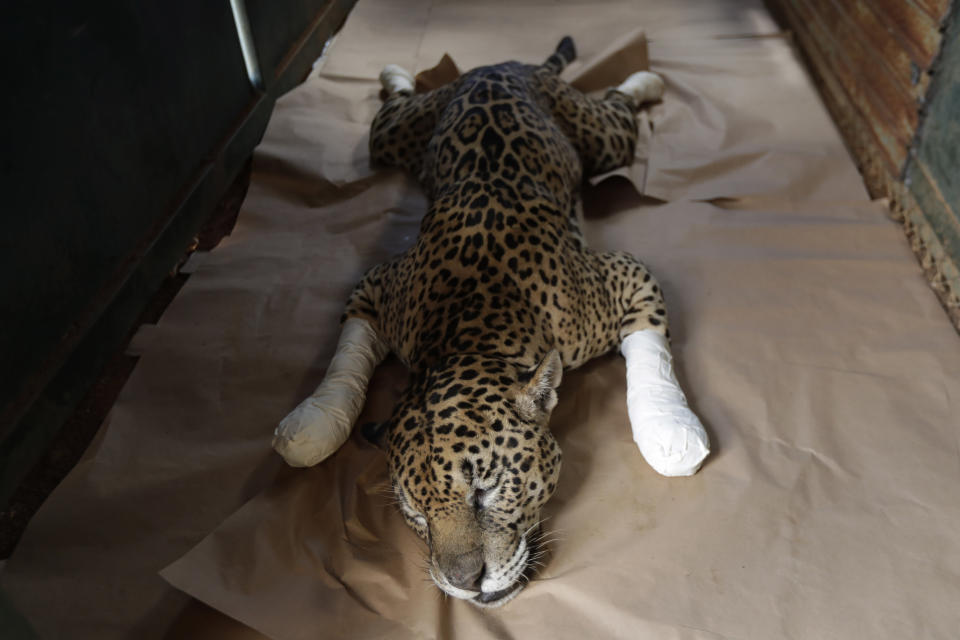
[360,421,390,451]
[516,350,563,420]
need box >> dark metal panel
[246,0,326,82]
[0,584,37,639]
[0,0,357,509]
[246,0,355,92]
[908,164,960,260]
[908,8,960,263]
[1,1,252,429]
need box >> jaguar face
[372,351,563,606]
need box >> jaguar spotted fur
[273,37,709,607]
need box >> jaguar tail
[542,36,576,74]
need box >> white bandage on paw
[273,318,390,467]
[616,71,665,105]
[620,330,710,477]
[379,64,415,95]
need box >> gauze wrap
[379,64,415,94]
[273,318,390,467]
[621,330,710,476]
[616,71,665,104]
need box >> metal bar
[229,0,264,91]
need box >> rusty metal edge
[766,0,960,334]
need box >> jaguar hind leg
[380,64,415,95]
[615,71,665,107]
[533,66,663,178]
[369,65,455,189]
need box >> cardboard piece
[568,30,651,94]
[3,1,958,639]
[414,54,460,93]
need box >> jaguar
[273,36,710,608]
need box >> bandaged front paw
[379,64,415,95]
[273,318,390,467]
[616,71,665,105]
[621,330,710,477]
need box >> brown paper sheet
[643,37,869,202]
[3,1,959,639]
[161,192,960,639]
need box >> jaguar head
[367,350,563,606]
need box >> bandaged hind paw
[273,318,389,467]
[380,64,415,95]
[616,70,664,105]
[621,330,710,477]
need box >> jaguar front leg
[602,252,710,476]
[621,329,709,477]
[272,317,389,467]
[273,268,391,467]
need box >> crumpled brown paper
[161,192,960,639]
[3,1,959,639]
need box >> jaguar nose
[444,548,484,590]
